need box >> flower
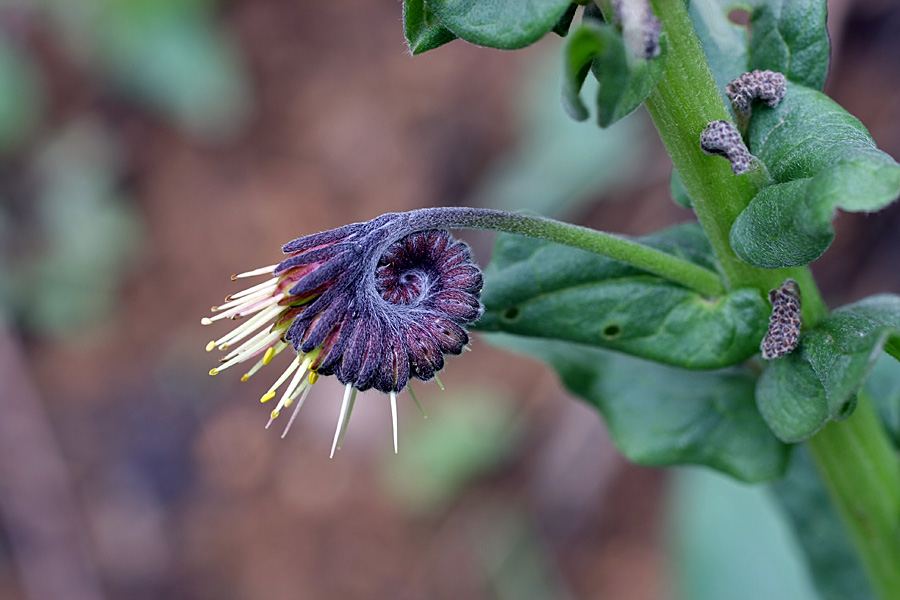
[204,213,483,456]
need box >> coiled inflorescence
[761,279,802,360]
[700,120,751,175]
[203,212,483,453]
[726,70,787,115]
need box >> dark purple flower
[204,213,483,455]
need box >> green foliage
[403,0,458,55]
[757,295,900,442]
[561,20,667,127]
[479,223,767,369]
[749,0,830,90]
[689,0,829,97]
[687,0,748,96]
[731,83,900,268]
[424,0,572,50]
[488,334,788,482]
[773,447,874,600]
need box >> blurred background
[0,1,898,599]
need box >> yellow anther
[209,368,219,376]
[284,398,294,408]
[260,391,277,403]
[270,409,280,419]
[240,374,250,382]
[262,346,276,365]
[309,372,319,385]
[205,341,216,352]
[220,343,229,350]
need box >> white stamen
[264,355,303,398]
[212,286,276,314]
[227,277,279,301]
[219,327,282,365]
[213,304,282,350]
[233,264,279,279]
[336,388,358,450]
[331,384,354,459]
[241,340,290,380]
[281,383,314,438]
[271,358,312,414]
[390,391,398,454]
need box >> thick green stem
[407,207,725,296]
[646,2,900,598]
[806,394,900,600]
[645,0,825,324]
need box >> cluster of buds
[204,212,483,456]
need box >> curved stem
[405,207,725,296]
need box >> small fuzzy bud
[612,0,662,59]
[700,120,751,175]
[726,70,787,114]
[761,279,802,360]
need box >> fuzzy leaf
[561,21,667,127]
[403,0,457,55]
[688,0,749,96]
[478,223,768,369]
[731,83,900,268]
[487,334,789,482]
[424,0,572,50]
[749,0,830,90]
[757,295,900,442]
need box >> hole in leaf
[502,307,520,322]
[602,324,622,339]
[727,9,750,27]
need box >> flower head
[204,212,483,455]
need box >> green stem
[407,207,725,296]
[646,2,900,598]
[806,394,900,600]
[408,207,725,296]
[644,0,825,324]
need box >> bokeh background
[1,1,899,599]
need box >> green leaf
[688,0,749,96]
[486,333,789,482]
[403,0,457,55]
[757,294,900,442]
[478,223,769,369]
[670,469,820,600]
[773,447,874,600]
[561,21,667,127]
[749,0,830,90]
[730,83,900,268]
[424,0,572,50]
[865,354,900,448]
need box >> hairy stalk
[405,207,725,296]
[647,1,900,598]
[645,0,824,324]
